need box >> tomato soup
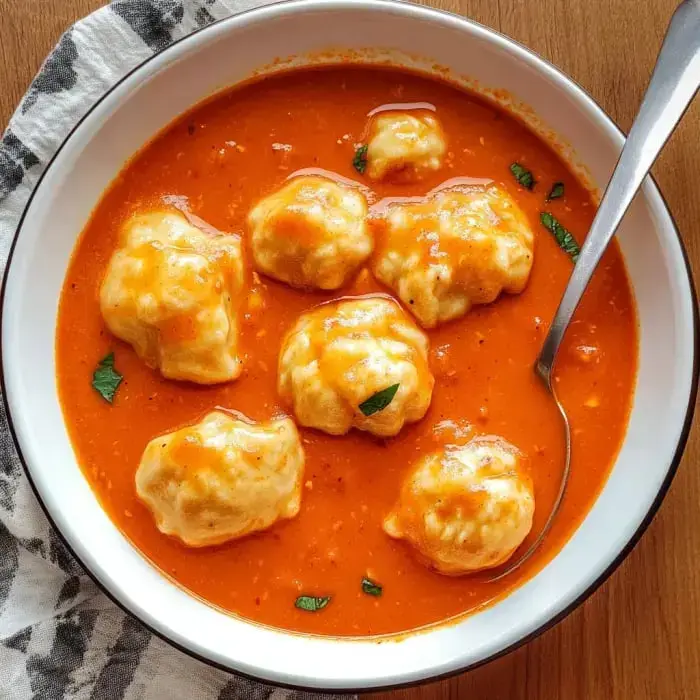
[56,66,637,636]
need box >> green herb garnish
[92,352,123,403]
[295,595,331,612]
[509,162,535,190]
[546,181,565,201]
[359,384,400,417]
[540,212,580,263]
[352,144,368,174]
[361,578,383,597]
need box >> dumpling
[371,184,534,328]
[135,412,305,547]
[365,111,446,182]
[100,210,244,384]
[278,296,434,437]
[383,437,534,574]
[248,175,372,290]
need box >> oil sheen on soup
[56,66,637,637]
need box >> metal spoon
[492,0,700,581]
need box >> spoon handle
[536,0,700,384]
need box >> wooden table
[2,1,699,698]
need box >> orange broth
[56,66,637,636]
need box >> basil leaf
[92,352,123,403]
[294,595,331,612]
[546,181,565,201]
[540,212,580,263]
[509,162,535,190]
[361,577,383,597]
[353,144,368,174]
[359,383,400,417]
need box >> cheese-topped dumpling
[135,412,305,547]
[248,176,372,290]
[278,296,434,437]
[100,210,244,384]
[384,437,534,574]
[372,184,534,328]
[366,112,446,182]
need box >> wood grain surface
[1,1,699,698]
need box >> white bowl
[2,0,697,691]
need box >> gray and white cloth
[0,2,345,698]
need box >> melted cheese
[136,412,305,547]
[248,176,371,290]
[384,436,535,573]
[366,112,446,181]
[100,210,244,383]
[372,184,534,327]
[278,296,434,437]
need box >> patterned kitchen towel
[0,2,347,698]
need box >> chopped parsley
[359,384,400,417]
[361,578,383,597]
[91,352,123,403]
[540,212,580,263]
[546,181,565,201]
[352,144,368,174]
[509,162,535,190]
[294,595,331,612]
